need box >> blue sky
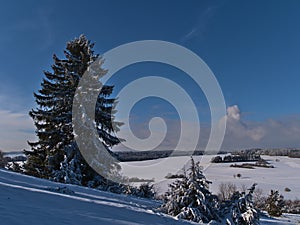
[1,0,300,151]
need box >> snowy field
[0,167,299,224]
[121,155,300,200]
[204,155,300,200]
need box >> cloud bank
[114,105,300,152]
[0,110,36,152]
[221,105,300,150]
[1,103,299,153]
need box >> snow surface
[202,155,300,200]
[0,169,194,225]
[0,155,299,225]
[121,155,300,200]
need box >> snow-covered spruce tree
[161,157,220,223]
[265,190,284,217]
[221,184,259,225]
[25,35,122,186]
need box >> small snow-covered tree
[161,175,189,216]
[221,184,259,225]
[161,157,220,223]
[265,190,284,217]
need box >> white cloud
[222,105,300,150]
[0,110,36,152]
[226,105,240,120]
[224,105,265,142]
[114,118,195,151]
[2,100,297,153]
[114,105,300,152]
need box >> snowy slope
[0,169,194,225]
[0,168,299,225]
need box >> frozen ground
[198,155,299,200]
[121,155,300,200]
[0,169,194,225]
[0,155,299,225]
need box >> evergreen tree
[161,157,220,223]
[24,35,122,187]
[221,184,260,225]
[265,190,284,217]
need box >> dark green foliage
[124,183,155,199]
[24,35,122,186]
[8,162,22,173]
[283,199,300,214]
[211,151,261,163]
[265,190,285,217]
[0,150,7,168]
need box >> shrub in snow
[124,183,155,199]
[265,190,284,217]
[283,199,300,214]
[0,150,7,168]
[7,162,23,173]
[137,183,155,199]
[47,186,75,195]
[218,182,237,201]
[252,187,266,210]
[160,157,220,223]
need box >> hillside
[0,169,196,225]
[0,169,299,225]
